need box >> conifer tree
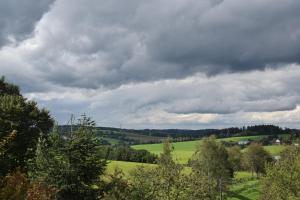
[0,77,53,176]
[29,115,107,200]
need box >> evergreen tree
[29,115,107,200]
[0,77,53,176]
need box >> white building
[238,140,250,145]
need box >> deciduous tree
[260,146,300,199]
[189,136,233,200]
[227,146,242,172]
[243,143,272,177]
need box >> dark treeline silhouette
[104,144,158,164]
[58,124,299,145]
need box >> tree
[29,115,107,200]
[155,139,186,200]
[102,168,132,200]
[243,143,272,177]
[0,130,16,157]
[130,139,188,200]
[260,146,300,199]
[0,77,53,176]
[130,166,161,200]
[227,146,242,172]
[189,136,233,200]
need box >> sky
[1,0,300,129]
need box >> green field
[228,178,260,200]
[106,161,260,200]
[263,145,285,155]
[108,136,286,199]
[103,137,120,145]
[133,140,197,163]
[132,135,281,164]
[106,160,156,175]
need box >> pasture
[106,135,286,199]
[132,135,283,163]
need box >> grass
[106,160,156,175]
[228,178,260,200]
[132,135,276,163]
[241,145,286,156]
[263,145,286,155]
[132,140,196,163]
[103,137,120,145]
[108,136,282,199]
[220,135,268,142]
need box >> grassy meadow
[132,135,283,163]
[105,135,287,199]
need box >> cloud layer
[0,0,54,47]
[1,0,300,128]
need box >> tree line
[60,124,300,145]
[104,144,158,164]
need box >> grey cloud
[0,0,54,47]
[1,0,300,90]
[2,0,300,128]
[147,0,300,73]
[29,65,299,128]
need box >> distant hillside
[58,124,299,145]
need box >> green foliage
[130,139,188,200]
[132,135,275,164]
[130,166,161,200]
[227,146,242,172]
[260,146,300,200]
[0,77,53,176]
[102,168,132,200]
[106,161,157,176]
[29,115,107,200]
[243,143,272,177]
[0,130,16,156]
[0,76,20,95]
[105,144,158,163]
[189,136,233,199]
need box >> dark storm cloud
[147,0,300,73]
[2,0,299,90]
[0,0,54,47]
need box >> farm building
[238,140,250,145]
